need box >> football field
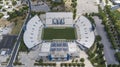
[42,27,76,40]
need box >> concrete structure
[76,16,95,48]
[45,12,73,27]
[0,48,11,56]
[23,15,43,49]
[23,12,95,61]
[39,42,79,61]
[0,51,6,56]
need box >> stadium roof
[40,42,79,54]
[23,15,43,49]
[46,12,73,26]
[23,13,95,49]
[76,16,95,48]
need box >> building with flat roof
[23,12,95,61]
[39,42,79,61]
[52,0,62,3]
[45,12,73,27]
[112,0,120,4]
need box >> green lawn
[42,27,77,40]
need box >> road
[7,0,31,67]
[93,16,119,65]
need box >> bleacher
[23,15,43,49]
[75,16,95,48]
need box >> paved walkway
[80,50,93,67]
[93,16,119,64]
[76,0,98,16]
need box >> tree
[71,2,77,7]
[96,35,102,41]
[80,58,85,62]
[112,64,119,67]
[75,59,78,63]
[81,63,85,67]
[72,59,74,63]
[69,63,71,67]
[0,6,2,9]
[2,9,6,11]
[0,13,4,18]
[12,0,17,6]
[77,63,80,67]
[108,64,112,67]
[115,52,120,63]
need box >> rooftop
[46,12,73,26]
[76,16,95,48]
[23,15,43,49]
[40,42,78,55]
[23,13,95,49]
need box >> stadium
[23,12,95,61]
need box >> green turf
[42,27,76,40]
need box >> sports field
[42,27,76,40]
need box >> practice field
[42,27,76,40]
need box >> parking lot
[31,1,50,12]
[0,35,17,54]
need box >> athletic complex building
[23,12,95,61]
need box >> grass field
[42,27,76,40]
[11,16,26,35]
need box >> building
[112,0,120,4]
[52,0,62,3]
[45,12,73,27]
[23,15,43,49]
[38,42,79,61]
[23,12,95,61]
